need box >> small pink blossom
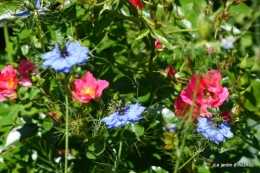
[0,65,18,101]
[17,60,38,86]
[72,72,109,103]
[129,0,143,10]
[155,40,163,49]
[165,66,175,77]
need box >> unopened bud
[198,15,211,40]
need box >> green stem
[114,141,123,171]
[166,28,198,34]
[4,26,13,62]
[173,74,202,173]
[178,147,205,170]
[65,94,69,173]
[173,131,187,173]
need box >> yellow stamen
[7,80,15,89]
[82,87,94,97]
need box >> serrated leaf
[135,28,150,40]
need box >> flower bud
[165,0,173,11]
[220,111,232,123]
[198,15,211,40]
[69,75,75,83]
[31,75,37,82]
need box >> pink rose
[72,72,109,103]
[0,65,18,101]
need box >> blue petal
[14,9,31,17]
[197,117,233,144]
[66,42,90,65]
[35,0,41,9]
[51,59,71,73]
[41,58,55,68]
[41,44,60,59]
[125,103,145,121]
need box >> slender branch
[4,26,13,62]
[65,94,69,173]
[166,28,198,34]
[114,141,123,171]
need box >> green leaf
[21,45,29,56]
[198,165,211,173]
[86,139,106,159]
[96,14,114,35]
[5,42,15,54]
[62,4,77,22]
[142,166,169,173]
[244,81,260,111]
[86,152,96,159]
[151,29,176,50]
[137,87,150,103]
[0,2,21,27]
[0,104,21,126]
[135,28,150,40]
[4,125,35,148]
[130,124,144,136]
[18,29,33,40]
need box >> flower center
[81,87,94,96]
[7,79,15,89]
[117,106,129,115]
[60,46,69,58]
[208,120,218,130]
[202,90,216,104]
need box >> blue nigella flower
[221,36,235,50]
[41,41,90,73]
[197,117,234,144]
[14,0,41,17]
[101,103,146,129]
